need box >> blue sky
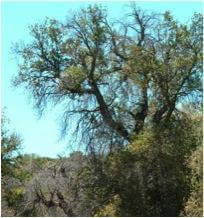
[1,1,203,158]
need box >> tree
[1,112,22,178]
[12,4,202,153]
[1,112,25,216]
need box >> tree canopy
[13,4,202,153]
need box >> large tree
[13,4,202,152]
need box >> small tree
[1,112,22,178]
[1,112,24,216]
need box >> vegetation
[2,4,203,217]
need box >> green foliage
[1,113,22,178]
[62,66,86,90]
[2,112,201,216]
[181,145,203,217]
[7,187,25,208]
[95,195,121,217]
[82,113,201,217]
[1,112,26,216]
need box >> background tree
[1,111,22,177]
[1,112,25,216]
[19,152,95,216]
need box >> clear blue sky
[1,1,203,158]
